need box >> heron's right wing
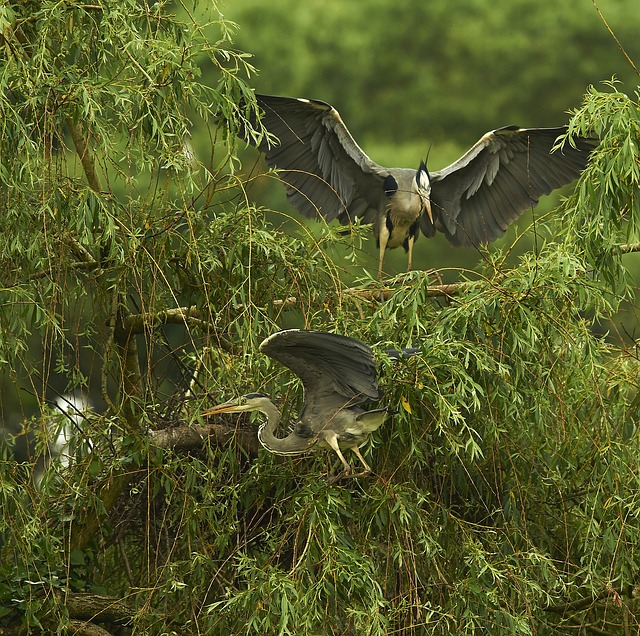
[259,330,381,411]
[252,95,387,224]
[426,126,595,247]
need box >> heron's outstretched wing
[259,330,381,412]
[424,126,596,247]
[253,94,387,224]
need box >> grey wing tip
[256,94,334,111]
[259,328,303,352]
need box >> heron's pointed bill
[201,400,245,417]
[417,160,433,224]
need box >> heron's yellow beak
[201,400,241,417]
[424,198,433,224]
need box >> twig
[591,0,640,77]
[618,242,640,254]
[546,592,609,613]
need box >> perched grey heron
[249,94,596,278]
[202,329,389,477]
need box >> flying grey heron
[202,329,389,477]
[249,94,596,278]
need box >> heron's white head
[415,160,433,223]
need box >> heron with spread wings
[202,329,390,477]
[248,94,596,278]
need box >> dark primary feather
[425,126,597,247]
[255,94,387,225]
[259,329,381,406]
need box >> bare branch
[150,420,260,456]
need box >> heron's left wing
[259,330,381,411]
[424,126,595,247]
[251,95,388,225]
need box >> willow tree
[1,1,640,635]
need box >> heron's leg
[323,432,352,474]
[321,432,354,485]
[377,224,390,280]
[406,235,415,273]
[350,446,372,474]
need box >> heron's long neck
[256,401,314,456]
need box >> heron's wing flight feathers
[426,127,596,246]
[259,330,381,412]
[254,95,387,224]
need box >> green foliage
[563,80,640,290]
[0,1,640,635]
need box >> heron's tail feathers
[356,408,391,433]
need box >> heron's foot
[326,468,372,485]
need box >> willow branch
[69,470,142,552]
[546,593,607,613]
[70,417,258,552]
[120,306,204,335]
[344,281,473,301]
[119,306,236,353]
[66,119,103,193]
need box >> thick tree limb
[120,306,204,335]
[150,420,260,456]
[117,306,235,352]
[62,592,137,625]
[0,592,140,636]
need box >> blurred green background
[215,0,640,288]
